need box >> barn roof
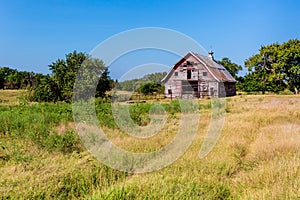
[162,51,236,83]
[191,52,236,82]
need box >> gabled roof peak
[161,51,236,83]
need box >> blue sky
[1,0,299,79]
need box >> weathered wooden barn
[162,51,236,98]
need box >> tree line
[115,72,167,95]
[1,39,299,102]
[0,67,35,90]
[1,51,113,102]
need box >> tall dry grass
[1,92,299,199]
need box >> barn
[162,51,236,98]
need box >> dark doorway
[187,70,191,79]
[210,87,214,97]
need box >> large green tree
[49,51,86,101]
[33,51,111,102]
[275,39,300,94]
[218,57,242,79]
[73,55,111,100]
[245,39,300,94]
[32,74,59,102]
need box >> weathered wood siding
[163,52,236,98]
[164,54,219,98]
[224,82,236,96]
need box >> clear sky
[1,0,299,79]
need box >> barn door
[199,81,208,98]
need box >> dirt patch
[56,122,75,135]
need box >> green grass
[0,92,300,199]
[0,102,127,199]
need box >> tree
[0,67,15,89]
[32,51,111,102]
[0,67,18,89]
[19,71,35,88]
[32,74,59,102]
[244,39,300,94]
[218,57,242,79]
[96,68,112,97]
[142,72,167,83]
[74,56,110,100]
[49,51,86,101]
[139,82,162,95]
[116,72,167,92]
[276,39,300,94]
[0,67,36,90]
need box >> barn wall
[224,82,236,96]
[208,81,219,97]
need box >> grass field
[0,90,23,106]
[0,90,299,199]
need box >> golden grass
[0,90,23,106]
[93,95,300,199]
[1,94,300,199]
[85,94,295,199]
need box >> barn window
[168,89,172,94]
[174,72,178,76]
[203,72,207,76]
[187,70,192,79]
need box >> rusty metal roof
[192,52,236,82]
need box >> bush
[46,130,82,153]
[278,89,294,95]
[139,82,163,95]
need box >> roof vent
[208,50,214,60]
